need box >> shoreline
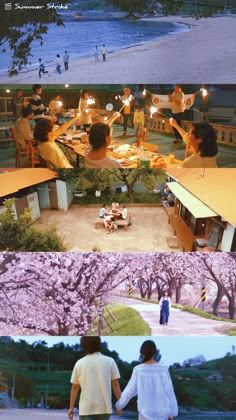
[1,16,236,84]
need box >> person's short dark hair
[140,340,157,363]
[32,84,42,93]
[135,105,141,111]
[22,106,33,118]
[89,122,111,151]
[57,54,60,58]
[65,50,67,53]
[80,336,101,354]
[80,89,88,98]
[192,122,218,157]
[34,118,54,143]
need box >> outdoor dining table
[56,130,182,169]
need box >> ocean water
[0,19,191,75]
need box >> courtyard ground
[34,205,180,252]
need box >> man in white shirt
[101,44,108,61]
[14,106,34,150]
[63,51,70,70]
[69,336,121,420]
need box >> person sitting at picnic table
[99,204,108,218]
[169,118,218,168]
[103,207,115,234]
[34,114,80,168]
[84,112,122,168]
[119,203,128,220]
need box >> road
[112,296,235,336]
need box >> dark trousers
[123,113,134,134]
[64,62,69,70]
[102,54,106,61]
[39,69,48,78]
[172,112,184,140]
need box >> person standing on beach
[56,54,62,74]
[63,51,69,70]
[101,44,108,61]
[159,291,171,326]
[38,58,48,78]
[94,45,99,63]
[121,87,135,136]
[168,85,185,144]
[68,336,121,420]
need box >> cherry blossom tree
[199,253,236,320]
[0,252,134,335]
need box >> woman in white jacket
[116,340,178,420]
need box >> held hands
[116,408,123,416]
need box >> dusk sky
[13,336,235,366]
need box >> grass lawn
[89,304,151,336]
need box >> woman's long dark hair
[140,340,158,363]
[89,122,110,151]
[34,119,54,143]
[192,122,218,157]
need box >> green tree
[105,0,149,16]
[0,199,65,251]
[0,0,70,76]
[58,168,165,202]
[106,0,184,16]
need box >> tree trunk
[227,294,236,320]
[175,285,182,303]
[212,287,224,316]
[125,182,134,201]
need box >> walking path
[112,296,235,336]
[0,409,137,419]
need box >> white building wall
[56,180,69,210]
[37,182,50,208]
[221,223,235,252]
[27,192,40,221]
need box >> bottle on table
[140,147,150,168]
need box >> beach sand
[1,15,236,84]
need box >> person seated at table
[14,106,34,150]
[85,117,122,168]
[103,207,115,234]
[169,118,218,168]
[119,203,128,220]
[34,114,80,168]
[99,204,108,218]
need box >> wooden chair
[10,127,40,168]
[137,126,148,143]
[140,141,158,153]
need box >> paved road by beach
[0,409,137,420]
